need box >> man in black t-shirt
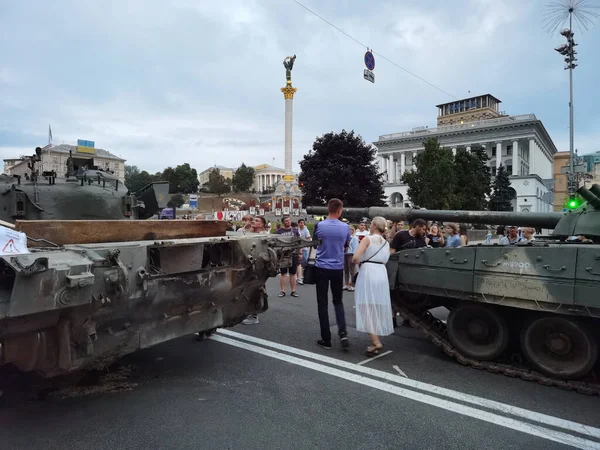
[390,218,428,253]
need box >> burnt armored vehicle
[0,148,311,379]
[0,232,306,378]
[0,146,169,223]
[308,185,600,395]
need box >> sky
[1,0,599,175]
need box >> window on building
[507,165,513,174]
[507,146,513,156]
[492,148,496,157]
[491,166,497,176]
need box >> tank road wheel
[447,304,509,361]
[521,317,598,379]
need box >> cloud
[0,0,598,176]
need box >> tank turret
[0,147,168,222]
[307,184,600,238]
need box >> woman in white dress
[352,216,394,356]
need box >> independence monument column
[273,54,302,216]
[281,55,297,181]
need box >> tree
[401,138,456,209]
[167,193,185,208]
[232,163,256,192]
[161,163,199,194]
[489,165,514,211]
[298,129,386,207]
[453,146,491,210]
[125,165,162,193]
[205,168,231,196]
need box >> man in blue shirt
[314,198,351,350]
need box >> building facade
[254,164,285,193]
[374,94,557,212]
[4,144,126,183]
[198,165,234,187]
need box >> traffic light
[564,194,583,210]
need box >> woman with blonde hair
[352,216,393,356]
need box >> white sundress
[354,234,394,336]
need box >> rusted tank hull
[0,234,304,378]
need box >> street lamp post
[554,20,578,193]
[545,0,598,195]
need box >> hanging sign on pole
[364,49,375,83]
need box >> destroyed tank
[0,147,170,223]
[307,184,600,395]
[0,230,307,378]
[0,148,311,380]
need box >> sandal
[365,343,384,357]
[278,291,286,297]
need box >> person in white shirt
[296,219,311,285]
[499,226,525,245]
[355,222,369,243]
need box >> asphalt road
[1,278,599,450]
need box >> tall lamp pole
[555,23,577,192]
[544,0,598,194]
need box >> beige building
[552,152,570,211]
[436,94,504,126]
[198,165,233,187]
[4,143,126,183]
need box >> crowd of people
[220,201,549,355]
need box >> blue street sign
[364,51,375,71]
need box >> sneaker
[297,278,304,285]
[339,332,349,349]
[242,315,259,325]
[317,340,332,349]
[290,291,299,297]
[343,285,349,290]
[278,291,286,297]
[347,286,355,292]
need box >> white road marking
[217,329,600,440]
[357,350,392,365]
[211,334,599,450]
[393,365,408,378]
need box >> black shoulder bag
[352,238,388,284]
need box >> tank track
[396,305,600,397]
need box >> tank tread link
[396,304,600,396]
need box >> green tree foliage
[161,163,199,194]
[453,146,491,210]
[125,165,162,193]
[401,138,456,209]
[489,164,514,211]
[232,163,256,192]
[298,129,386,207]
[206,168,231,196]
[167,193,185,208]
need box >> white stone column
[412,152,418,171]
[529,139,535,175]
[281,86,297,179]
[512,140,519,176]
[452,147,457,156]
[400,152,406,176]
[496,142,502,170]
[388,154,395,183]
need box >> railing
[378,114,538,141]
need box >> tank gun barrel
[577,186,600,210]
[306,207,563,229]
